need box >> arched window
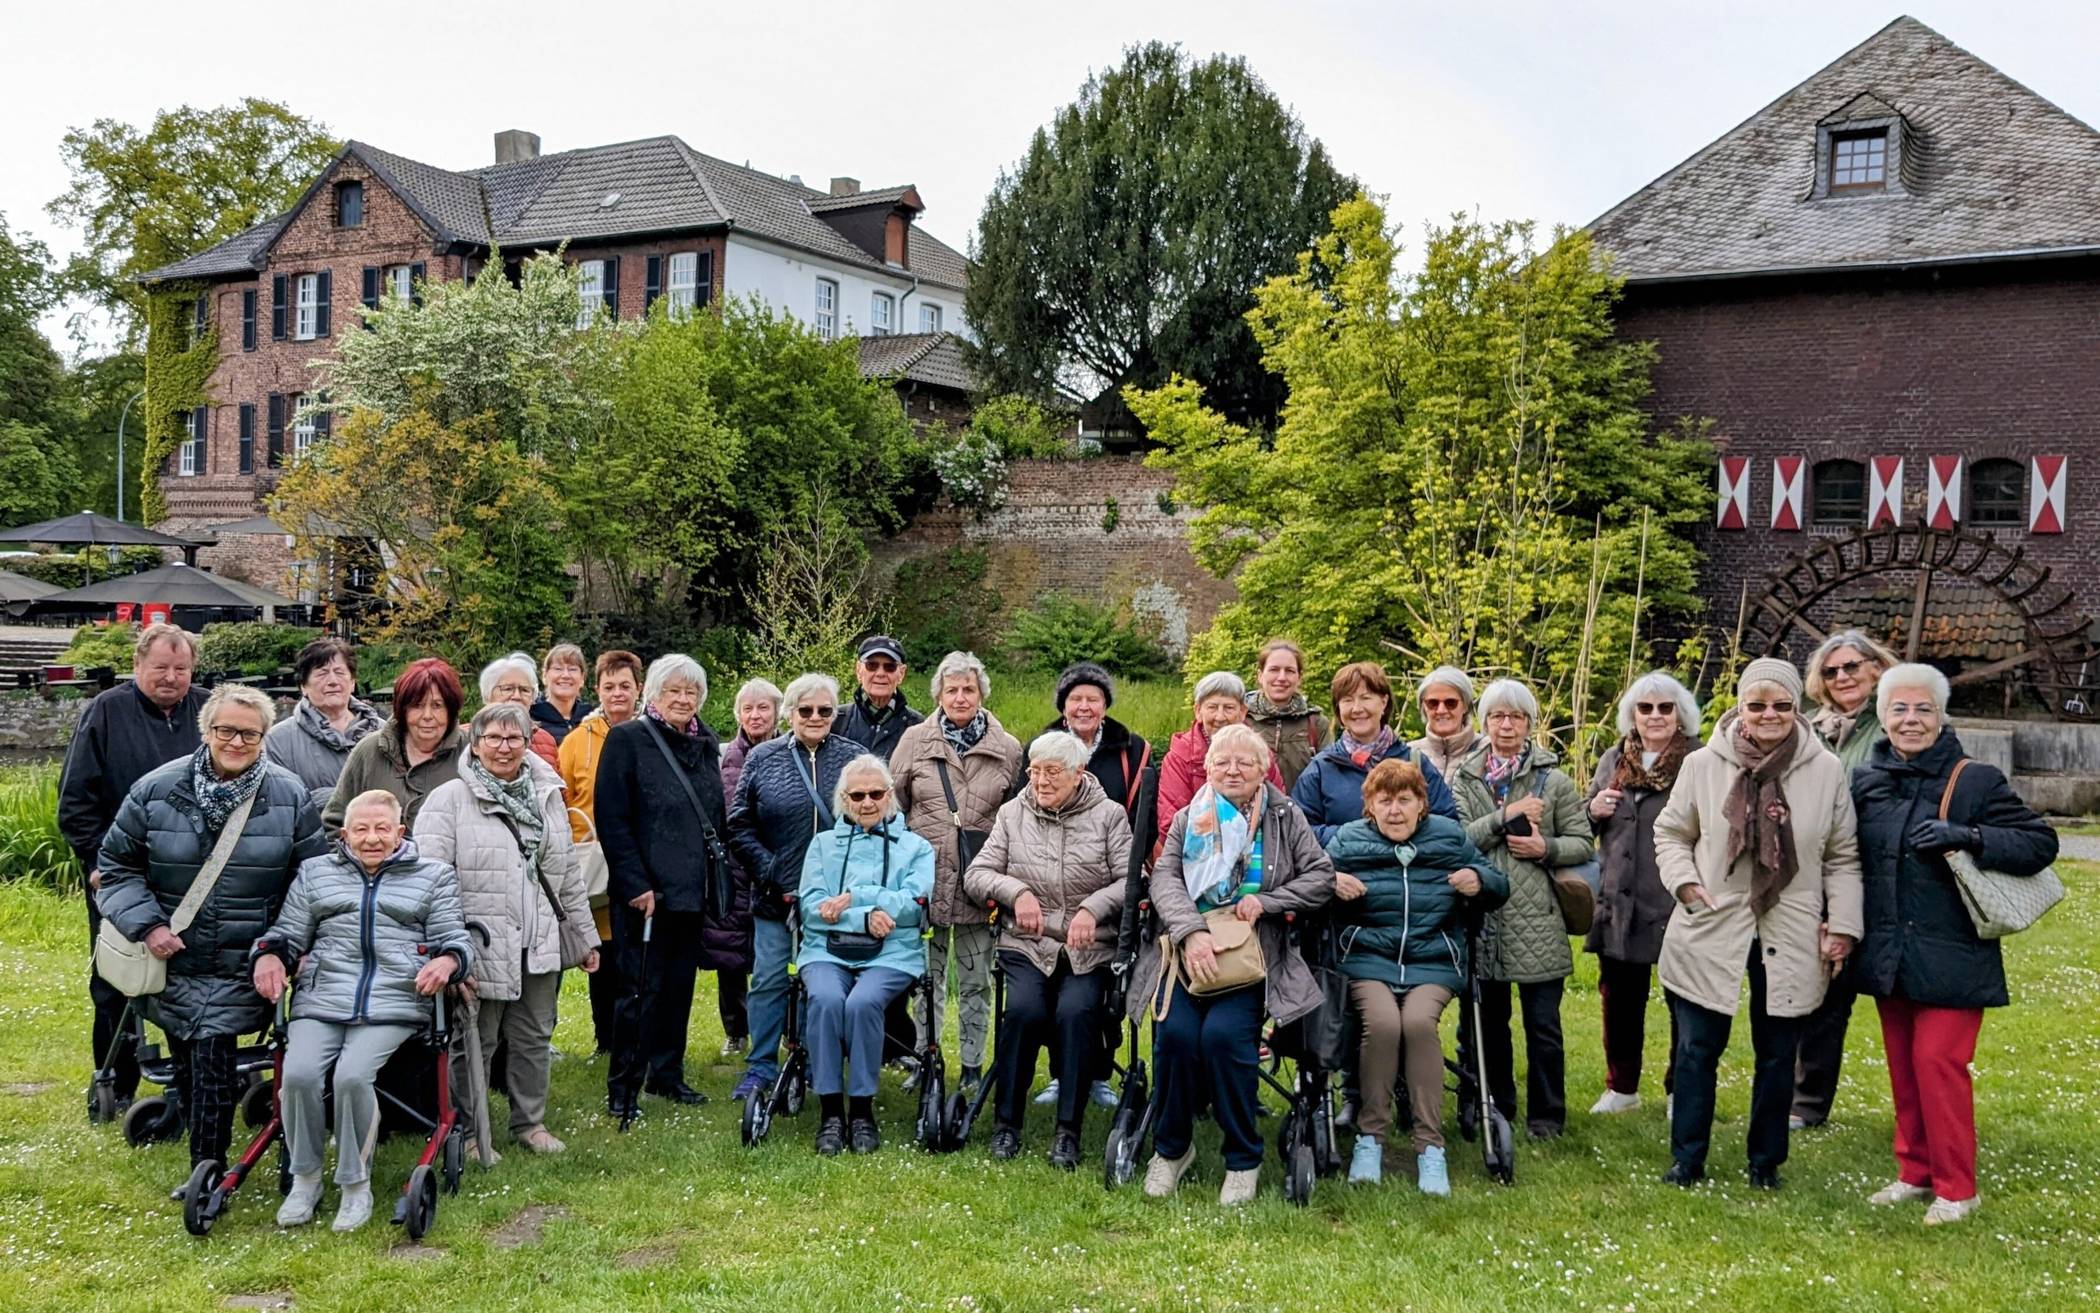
[1970,458,2025,527]
[1812,459,1865,526]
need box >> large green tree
[967,42,1354,429]
[46,99,339,342]
[0,212,79,527]
[1130,197,1712,756]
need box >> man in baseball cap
[836,635,922,761]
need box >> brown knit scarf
[1723,718,1800,915]
[1610,731,1697,794]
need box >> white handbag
[94,792,258,997]
[1939,760,2065,939]
[569,806,610,907]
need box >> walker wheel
[1285,1142,1316,1206]
[239,1077,274,1129]
[783,1068,807,1117]
[442,1128,466,1194]
[742,1089,771,1147]
[1103,1101,1144,1190]
[91,1082,118,1125]
[182,1160,225,1236]
[124,1095,182,1148]
[402,1165,438,1241]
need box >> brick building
[1590,17,2100,704]
[137,130,975,591]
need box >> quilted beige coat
[962,773,1133,977]
[889,713,1022,925]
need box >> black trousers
[718,968,749,1041]
[1790,963,1856,1124]
[609,906,704,1099]
[994,952,1104,1134]
[587,949,625,1053]
[169,1032,240,1166]
[87,898,141,1099]
[1669,946,1802,1174]
[1597,954,1677,1097]
[1475,978,1566,1131]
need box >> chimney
[494,130,541,164]
[830,176,861,197]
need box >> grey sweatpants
[281,1018,417,1186]
[914,921,994,1070]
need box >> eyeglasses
[861,659,899,674]
[480,733,526,748]
[1741,700,1795,716]
[1886,702,1939,720]
[1026,764,1069,779]
[796,705,836,721]
[1820,659,1870,682]
[207,726,264,746]
[493,683,535,699]
[1421,697,1464,712]
[846,788,889,803]
[1634,701,1672,716]
[1484,710,1528,723]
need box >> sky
[5,0,2099,355]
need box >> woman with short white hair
[1158,670,1284,844]
[481,652,561,769]
[1584,670,1702,1116]
[796,752,935,1154]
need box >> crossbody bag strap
[933,757,963,827]
[792,746,835,831]
[490,808,567,925]
[647,720,726,844]
[169,790,259,936]
[1938,757,1973,822]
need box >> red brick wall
[564,235,728,317]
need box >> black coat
[1851,730,2058,1009]
[594,717,745,968]
[58,683,206,874]
[835,688,922,761]
[1583,743,1689,965]
[728,733,864,922]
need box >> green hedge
[57,622,138,673]
[4,547,165,587]
[196,622,321,678]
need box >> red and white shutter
[1868,456,1904,528]
[1926,456,1963,530]
[1716,457,1749,530]
[1770,456,1804,530]
[2030,455,2067,533]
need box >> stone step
[2011,773,2100,817]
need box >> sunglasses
[861,659,899,673]
[846,788,889,803]
[1634,701,1672,716]
[1421,697,1464,712]
[796,705,836,720]
[1742,700,1795,715]
[1820,659,1870,681]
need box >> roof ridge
[666,137,730,228]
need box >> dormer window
[1814,95,1908,201]
[1830,130,1888,192]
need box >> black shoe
[1748,1166,1782,1191]
[990,1126,1021,1160]
[646,1081,709,1106]
[1662,1161,1703,1188]
[1526,1119,1564,1140]
[608,1092,641,1128]
[815,1116,846,1156]
[849,1117,880,1154]
[1048,1128,1081,1172]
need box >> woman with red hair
[323,657,466,833]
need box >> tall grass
[0,763,80,891]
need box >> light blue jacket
[795,815,934,977]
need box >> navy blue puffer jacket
[728,733,865,921]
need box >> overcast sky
[6,0,2097,355]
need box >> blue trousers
[1152,981,1265,1171]
[745,917,793,1082]
[803,963,913,1098]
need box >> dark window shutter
[314,394,331,444]
[409,262,426,307]
[271,275,288,340]
[698,251,714,307]
[266,393,285,468]
[361,266,380,311]
[191,296,208,346]
[241,289,257,350]
[191,406,209,471]
[644,256,662,313]
[314,269,332,337]
[238,404,254,474]
[602,256,619,318]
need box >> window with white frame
[668,252,699,314]
[387,264,413,303]
[871,292,895,336]
[294,273,319,340]
[576,260,605,328]
[814,278,838,340]
[291,395,317,457]
[179,410,203,476]
[919,303,942,334]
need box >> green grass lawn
[0,868,2093,1312]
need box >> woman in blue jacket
[1292,662,1457,844]
[797,753,935,1156]
[1328,758,1507,1194]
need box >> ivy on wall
[139,283,217,523]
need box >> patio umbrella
[206,512,353,538]
[0,511,201,551]
[37,562,296,612]
[0,570,60,605]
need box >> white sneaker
[276,1172,323,1228]
[1034,1079,1060,1107]
[1219,1168,1260,1206]
[1869,1179,1934,1207]
[1090,1080,1119,1110]
[1142,1147,1195,1198]
[1589,1089,1641,1115]
[330,1181,373,1232]
[1924,1194,1981,1226]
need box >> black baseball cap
[858,635,906,664]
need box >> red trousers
[1877,995,1984,1202]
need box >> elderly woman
[797,753,935,1154]
[1852,664,2056,1225]
[323,658,465,833]
[558,649,644,1055]
[712,679,782,1058]
[890,651,1022,1096]
[1409,666,1481,780]
[96,684,325,1197]
[1792,628,1901,1129]
[1447,678,1594,1140]
[531,643,596,747]
[418,702,599,1155]
[250,790,470,1232]
[1293,661,1458,845]
[1653,658,1861,1189]
[1328,758,1507,1192]
[962,730,1132,1168]
[1133,724,1336,1206]
[482,653,562,770]
[1244,638,1330,789]
[729,672,865,1105]
[591,655,734,1125]
[1159,671,1286,843]
[1584,671,1702,1117]
[265,637,384,813]
[1024,662,1153,823]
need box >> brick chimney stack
[495,130,541,164]
[829,176,861,197]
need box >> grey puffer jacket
[963,773,1132,977]
[252,838,472,1028]
[95,758,327,1040]
[1447,742,1595,985]
[266,698,386,814]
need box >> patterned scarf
[1179,784,1265,908]
[469,756,543,860]
[1246,689,1314,721]
[941,708,989,758]
[1811,704,1865,751]
[1482,745,1530,805]
[1609,731,1697,794]
[1340,725,1395,768]
[646,703,701,739]
[1724,717,1801,916]
[189,743,266,835]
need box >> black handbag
[933,758,991,873]
[1297,923,1350,1071]
[820,825,895,963]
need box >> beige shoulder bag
[94,791,259,998]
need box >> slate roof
[857,332,976,393]
[140,136,970,292]
[1589,16,2100,282]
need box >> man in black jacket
[57,623,206,1118]
[835,635,922,761]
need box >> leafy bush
[58,621,138,672]
[6,546,165,587]
[196,622,320,677]
[884,548,1003,670]
[1005,594,1169,679]
[0,764,81,891]
[926,395,1068,516]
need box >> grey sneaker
[1142,1147,1195,1198]
[276,1172,323,1228]
[330,1181,373,1232]
[1219,1168,1260,1206]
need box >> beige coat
[1653,714,1864,1019]
[962,773,1133,977]
[889,713,1022,925]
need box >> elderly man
[835,635,922,761]
[60,622,207,1121]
